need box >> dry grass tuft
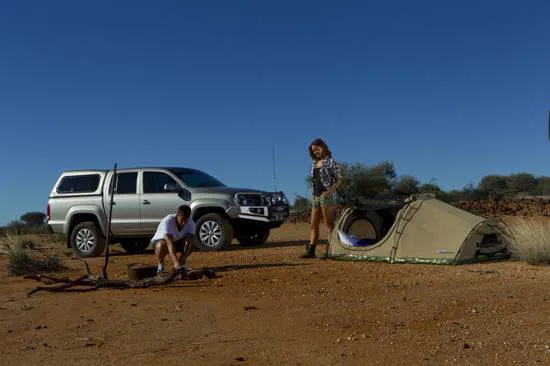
[0,234,65,276]
[2,232,39,251]
[498,217,550,265]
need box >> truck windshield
[170,169,226,188]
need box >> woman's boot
[300,244,316,258]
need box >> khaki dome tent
[328,194,508,265]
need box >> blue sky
[0,0,549,225]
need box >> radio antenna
[272,144,277,192]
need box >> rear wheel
[196,213,234,251]
[120,239,150,254]
[70,221,106,258]
[237,230,270,246]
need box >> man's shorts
[151,234,195,252]
[313,195,336,208]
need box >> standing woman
[302,138,342,258]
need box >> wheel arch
[67,213,104,248]
[192,205,231,222]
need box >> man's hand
[164,234,180,270]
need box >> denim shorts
[313,195,336,208]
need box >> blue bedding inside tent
[338,230,378,247]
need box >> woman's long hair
[308,138,332,160]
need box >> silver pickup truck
[47,167,289,257]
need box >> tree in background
[478,174,508,200]
[393,175,420,195]
[292,195,311,211]
[20,212,47,227]
[459,183,487,201]
[419,182,441,193]
[335,161,396,205]
[445,189,464,202]
[417,181,455,202]
[5,220,27,234]
[534,176,550,196]
[508,173,537,194]
[301,161,550,209]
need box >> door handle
[108,201,116,205]
[142,200,151,205]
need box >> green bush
[393,175,420,195]
[335,161,396,205]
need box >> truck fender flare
[65,205,108,236]
[191,201,233,221]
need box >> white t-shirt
[151,214,196,242]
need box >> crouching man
[151,205,196,274]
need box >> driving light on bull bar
[237,196,248,206]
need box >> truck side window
[143,172,179,193]
[57,174,101,193]
[110,172,138,194]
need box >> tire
[120,239,150,254]
[195,213,234,251]
[237,230,270,246]
[70,221,106,258]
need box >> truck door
[105,171,142,236]
[140,171,191,234]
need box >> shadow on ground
[72,240,328,259]
[210,262,311,273]
[226,239,327,252]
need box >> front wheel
[237,230,270,246]
[70,221,106,258]
[195,213,234,251]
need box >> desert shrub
[54,233,67,242]
[478,175,509,200]
[456,183,488,201]
[2,233,38,251]
[393,175,420,195]
[292,195,312,211]
[2,221,49,235]
[533,176,550,196]
[7,252,63,276]
[508,173,537,195]
[498,217,550,265]
[419,182,441,193]
[335,161,397,205]
[0,234,64,276]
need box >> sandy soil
[1,223,550,365]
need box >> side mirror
[164,182,182,193]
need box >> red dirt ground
[2,223,550,365]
